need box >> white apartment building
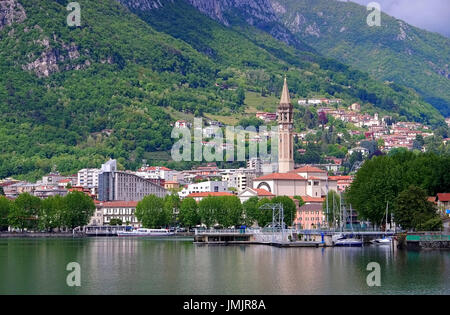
[135,166,185,183]
[77,168,100,188]
[221,169,256,192]
[178,181,228,199]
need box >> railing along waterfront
[194,228,257,235]
[406,232,450,242]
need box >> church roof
[289,166,327,173]
[254,173,306,181]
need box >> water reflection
[0,238,448,294]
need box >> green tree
[255,198,274,227]
[0,186,4,196]
[394,185,442,231]
[271,196,297,227]
[179,197,200,228]
[164,194,181,226]
[39,195,65,232]
[255,197,296,228]
[109,218,123,226]
[198,196,221,228]
[8,193,41,231]
[135,195,169,228]
[0,196,11,231]
[347,151,450,225]
[62,191,95,230]
[216,196,243,228]
[242,196,260,226]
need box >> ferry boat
[117,228,175,237]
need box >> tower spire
[277,76,294,173]
[280,75,290,105]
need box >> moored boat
[370,236,392,245]
[332,234,363,247]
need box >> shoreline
[0,232,195,239]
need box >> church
[250,77,338,198]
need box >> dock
[194,228,396,247]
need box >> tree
[255,196,297,227]
[39,195,65,232]
[255,198,274,227]
[216,196,243,228]
[271,196,297,227]
[62,191,95,230]
[135,195,169,228]
[394,186,442,231]
[164,194,181,226]
[8,193,41,231]
[109,218,123,226]
[243,197,260,226]
[179,197,200,228]
[347,151,450,225]
[0,186,4,196]
[198,196,221,228]
[318,111,328,127]
[0,196,11,231]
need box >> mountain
[0,0,445,180]
[118,0,443,125]
[177,0,450,117]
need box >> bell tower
[278,76,294,173]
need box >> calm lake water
[0,237,448,295]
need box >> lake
[0,237,448,294]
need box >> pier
[194,228,396,247]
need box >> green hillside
[0,0,445,180]
[124,0,443,123]
[270,0,450,117]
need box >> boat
[371,236,392,245]
[332,234,363,247]
[117,228,175,237]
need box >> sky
[349,0,450,37]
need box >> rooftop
[254,173,306,181]
[289,166,327,174]
[187,192,234,198]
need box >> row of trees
[346,151,449,231]
[135,194,298,229]
[0,192,95,232]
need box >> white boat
[371,236,392,245]
[332,234,363,247]
[117,228,175,237]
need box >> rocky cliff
[117,0,313,52]
[0,0,26,31]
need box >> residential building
[174,120,191,128]
[328,176,354,192]
[164,181,180,190]
[348,146,369,157]
[294,203,324,230]
[186,192,234,202]
[77,168,100,188]
[436,193,450,215]
[98,159,166,202]
[178,181,228,199]
[93,201,141,228]
[221,169,256,192]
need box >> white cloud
[350,0,450,37]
